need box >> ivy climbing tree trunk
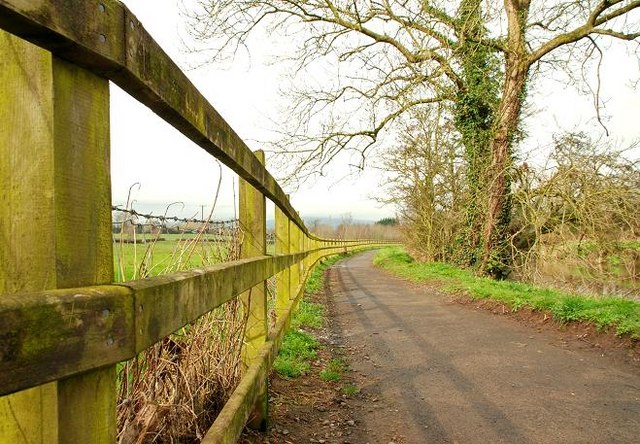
[480,0,531,278]
[454,0,499,267]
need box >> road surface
[324,251,640,443]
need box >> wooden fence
[0,1,392,442]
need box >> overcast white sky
[110,0,640,222]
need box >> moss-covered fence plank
[0,29,60,444]
[0,27,116,442]
[238,150,269,429]
[0,286,134,405]
[289,221,301,303]
[0,251,321,397]
[51,53,115,444]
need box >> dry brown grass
[117,301,245,443]
[113,197,247,443]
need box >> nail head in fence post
[239,149,268,430]
[0,32,115,443]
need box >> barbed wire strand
[112,206,238,226]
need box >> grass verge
[274,252,354,378]
[273,329,319,378]
[305,251,352,294]
[342,383,360,396]
[374,246,640,338]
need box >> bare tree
[187,1,465,181]
[478,0,640,276]
[188,0,640,276]
[509,132,640,294]
[379,106,466,262]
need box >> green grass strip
[273,329,318,378]
[274,252,353,378]
[374,246,640,338]
[292,300,324,330]
[319,358,345,382]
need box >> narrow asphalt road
[325,251,640,444]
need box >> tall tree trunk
[480,0,531,277]
[480,62,528,277]
[454,0,499,267]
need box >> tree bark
[481,62,528,275]
[480,0,531,277]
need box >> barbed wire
[112,206,238,226]
[110,206,276,242]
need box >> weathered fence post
[297,224,304,308]
[289,220,301,303]
[311,237,319,269]
[0,32,114,443]
[0,30,58,444]
[301,234,307,285]
[302,234,307,269]
[275,206,290,319]
[239,150,268,429]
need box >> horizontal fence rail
[0,246,376,398]
[0,1,397,443]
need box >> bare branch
[529,0,640,65]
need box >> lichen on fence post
[301,234,307,286]
[53,56,115,444]
[0,29,59,444]
[238,149,268,429]
[275,206,290,320]
[289,220,301,303]
[0,30,115,443]
[312,237,320,269]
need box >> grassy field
[113,238,233,281]
[374,246,640,338]
[112,236,275,282]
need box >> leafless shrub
[510,132,640,296]
[117,300,245,443]
[115,219,245,443]
[380,108,466,262]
